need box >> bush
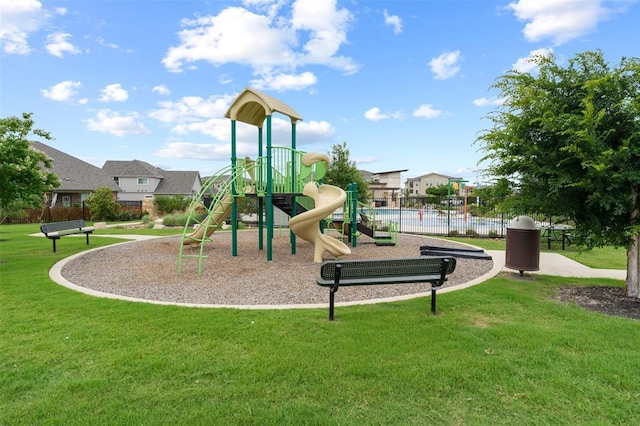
[155,195,191,215]
[162,213,190,227]
[85,187,118,221]
[114,210,141,221]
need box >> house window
[138,178,149,185]
[113,177,120,185]
[62,195,71,207]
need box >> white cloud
[55,7,67,16]
[149,95,233,124]
[99,83,129,102]
[473,97,507,107]
[507,0,625,45]
[85,109,150,137]
[162,0,356,90]
[251,71,318,91]
[154,142,235,161]
[153,117,334,161]
[383,9,402,34]
[364,107,402,121]
[0,0,48,54]
[412,104,442,119]
[292,119,335,145]
[429,50,461,80]
[152,85,171,96]
[41,80,82,102]
[45,32,80,57]
[148,92,333,147]
[512,47,554,73]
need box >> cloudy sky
[1,0,638,184]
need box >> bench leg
[52,239,56,253]
[329,290,335,321]
[431,286,437,315]
[86,233,90,245]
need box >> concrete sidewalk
[487,250,627,280]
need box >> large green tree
[323,142,370,202]
[0,113,60,223]
[476,50,640,297]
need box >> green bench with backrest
[317,256,457,320]
[40,220,95,253]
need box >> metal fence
[368,197,555,238]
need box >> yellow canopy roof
[224,87,303,127]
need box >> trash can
[505,215,540,276]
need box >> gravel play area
[61,230,494,306]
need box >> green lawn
[1,224,638,425]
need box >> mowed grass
[1,224,639,424]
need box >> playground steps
[356,222,396,246]
[272,194,309,217]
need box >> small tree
[85,187,118,221]
[323,142,370,202]
[476,50,640,297]
[0,113,60,223]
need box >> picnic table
[541,224,572,250]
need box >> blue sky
[2,0,639,185]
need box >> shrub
[155,195,191,215]
[162,213,190,227]
[114,210,140,222]
[85,187,118,221]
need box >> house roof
[102,160,201,196]
[154,171,201,195]
[31,141,120,192]
[373,169,409,175]
[102,159,164,178]
[408,172,459,181]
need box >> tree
[323,142,370,202]
[476,50,640,297]
[0,113,60,223]
[85,187,118,221]
[425,184,449,198]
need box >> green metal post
[290,122,297,254]
[266,115,273,261]
[258,127,264,251]
[351,182,358,247]
[447,181,451,236]
[231,120,238,256]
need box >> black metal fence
[368,197,556,238]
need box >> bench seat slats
[40,220,93,252]
[317,256,457,320]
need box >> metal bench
[40,219,94,252]
[317,256,456,320]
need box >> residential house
[360,169,408,207]
[32,141,120,207]
[102,160,202,202]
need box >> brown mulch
[554,285,640,320]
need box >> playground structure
[178,88,397,274]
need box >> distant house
[32,141,120,207]
[102,160,202,202]
[360,169,408,207]
[405,172,465,197]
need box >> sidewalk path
[488,250,627,280]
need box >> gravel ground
[61,230,494,306]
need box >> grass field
[1,224,638,424]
